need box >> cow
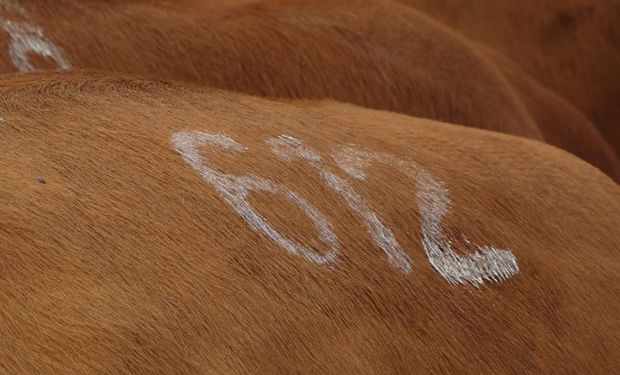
[1,0,619,181]
[478,46,620,183]
[399,0,620,158]
[1,71,618,373]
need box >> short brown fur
[1,0,618,180]
[401,0,620,156]
[0,72,618,373]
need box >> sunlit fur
[0,72,618,373]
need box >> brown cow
[399,0,620,156]
[1,0,619,181]
[1,71,618,373]
[479,46,620,182]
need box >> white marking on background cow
[0,1,28,18]
[0,116,5,122]
[2,20,71,72]
[333,146,519,286]
[268,135,412,274]
[171,131,339,265]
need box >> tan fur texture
[1,72,618,373]
[1,0,618,181]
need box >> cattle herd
[0,1,618,374]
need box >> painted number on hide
[331,144,519,286]
[170,131,339,265]
[1,3,71,72]
[172,131,519,287]
[268,135,412,274]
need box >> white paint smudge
[333,146,518,286]
[171,130,339,265]
[0,1,28,18]
[268,135,412,274]
[2,20,72,72]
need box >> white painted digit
[2,20,71,72]
[268,135,412,274]
[332,146,519,286]
[171,131,338,265]
[1,1,71,73]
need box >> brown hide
[400,0,620,156]
[0,1,540,136]
[0,72,618,373]
[479,46,620,182]
[1,0,617,182]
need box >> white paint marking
[2,20,71,72]
[0,1,28,18]
[333,146,519,286]
[268,135,412,274]
[171,130,339,265]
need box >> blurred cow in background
[0,0,618,180]
[399,0,620,160]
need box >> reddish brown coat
[400,0,620,157]
[0,72,618,373]
[1,0,618,180]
